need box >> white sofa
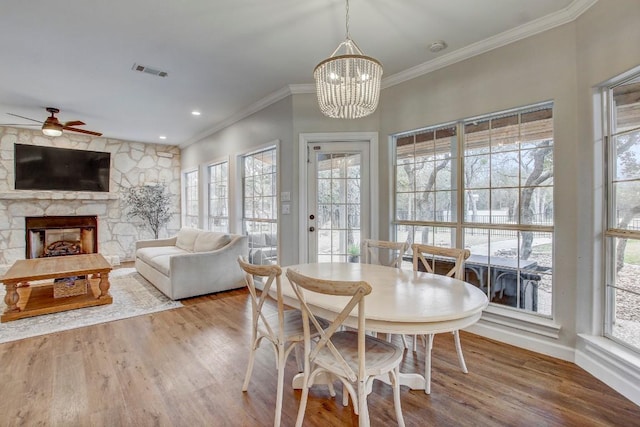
[135,227,248,300]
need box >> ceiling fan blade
[63,120,85,127]
[62,126,102,136]
[7,113,43,123]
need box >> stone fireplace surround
[0,126,182,269]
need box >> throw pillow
[176,227,200,251]
[194,232,231,252]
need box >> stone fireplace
[25,216,98,259]
[0,126,182,268]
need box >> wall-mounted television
[14,144,111,192]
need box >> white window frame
[182,168,199,228]
[392,102,554,318]
[206,158,230,233]
[603,68,640,353]
[240,143,279,263]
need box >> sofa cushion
[146,254,172,276]
[194,231,231,252]
[136,246,188,265]
[176,227,200,251]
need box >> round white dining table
[280,262,489,392]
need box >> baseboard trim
[466,319,574,362]
[575,335,640,406]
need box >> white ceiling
[0,0,593,147]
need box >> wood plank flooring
[0,287,638,426]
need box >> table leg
[3,283,21,313]
[98,272,110,299]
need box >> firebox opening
[25,216,98,259]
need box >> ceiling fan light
[42,122,63,137]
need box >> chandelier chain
[345,0,350,39]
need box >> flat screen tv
[14,144,111,192]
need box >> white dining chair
[361,239,410,348]
[286,268,405,427]
[361,239,409,269]
[411,243,471,394]
[237,256,319,427]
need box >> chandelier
[313,0,382,119]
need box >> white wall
[573,0,640,404]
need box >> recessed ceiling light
[191,111,201,116]
[429,40,448,53]
[159,135,167,140]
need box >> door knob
[309,227,315,232]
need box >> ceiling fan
[2,107,102,137]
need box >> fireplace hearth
[25,216,98,259]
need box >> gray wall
[575,0,640,335]
[181,97,296,264]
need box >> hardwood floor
[1,287,638,426]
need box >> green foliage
[123,183,173,239]
[623,239,640,266]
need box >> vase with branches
[123,183,173,239]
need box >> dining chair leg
[358,381,369,427]
[242,342,258,391]
[400,334,409,349]
[413,334,418,351]
[274,344,286,427]
[390,366,405,427]
[342,383,349,407]
[453,330,468,373]
[425,333,434,394]
[295,374,310,427]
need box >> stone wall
[0,126,181,268]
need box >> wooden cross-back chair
[237,256,308,427]
[412,244,470,280]
[361,239,409,269]
[411,244,471,394]
[361,239,411,348]
[286,268,405,427]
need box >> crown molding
[181,0,598,148]
[289,84,315,94]
[383,0,598,89]
[180,86,295,148]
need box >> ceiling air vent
[131,63,168,77]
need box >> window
[183,169,199,228]
[207,161,229,232]
[605,72,640,352]
[242,147,278,265]
[394,102,554,316]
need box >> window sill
[480,304,561,338]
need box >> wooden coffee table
[1,253,112,322]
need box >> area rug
[0,268,182,344]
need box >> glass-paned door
[307,142,370,262]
